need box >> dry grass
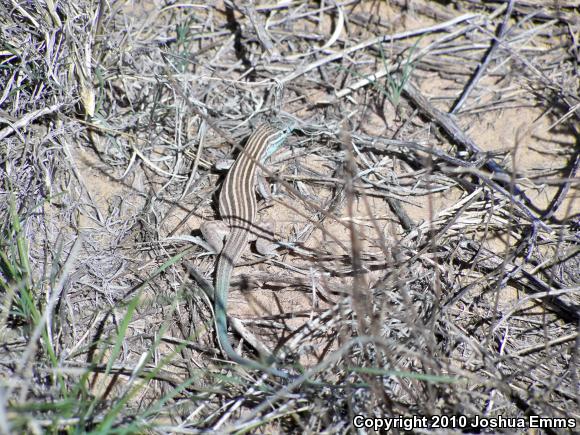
[1,0,579,433]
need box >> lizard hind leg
[254,219,278,256]
[200,220,230,254]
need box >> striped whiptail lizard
[199,122,292,378]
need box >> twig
[542,151,580,220]
[446,239,580,323]
[280,13,479,84]
[450,0,515,113]
[0,103,63,141]
[402,82,552,233]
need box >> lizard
[200,122,292,378]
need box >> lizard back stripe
[218,123,284,268]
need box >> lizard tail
[214,259,289,378]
